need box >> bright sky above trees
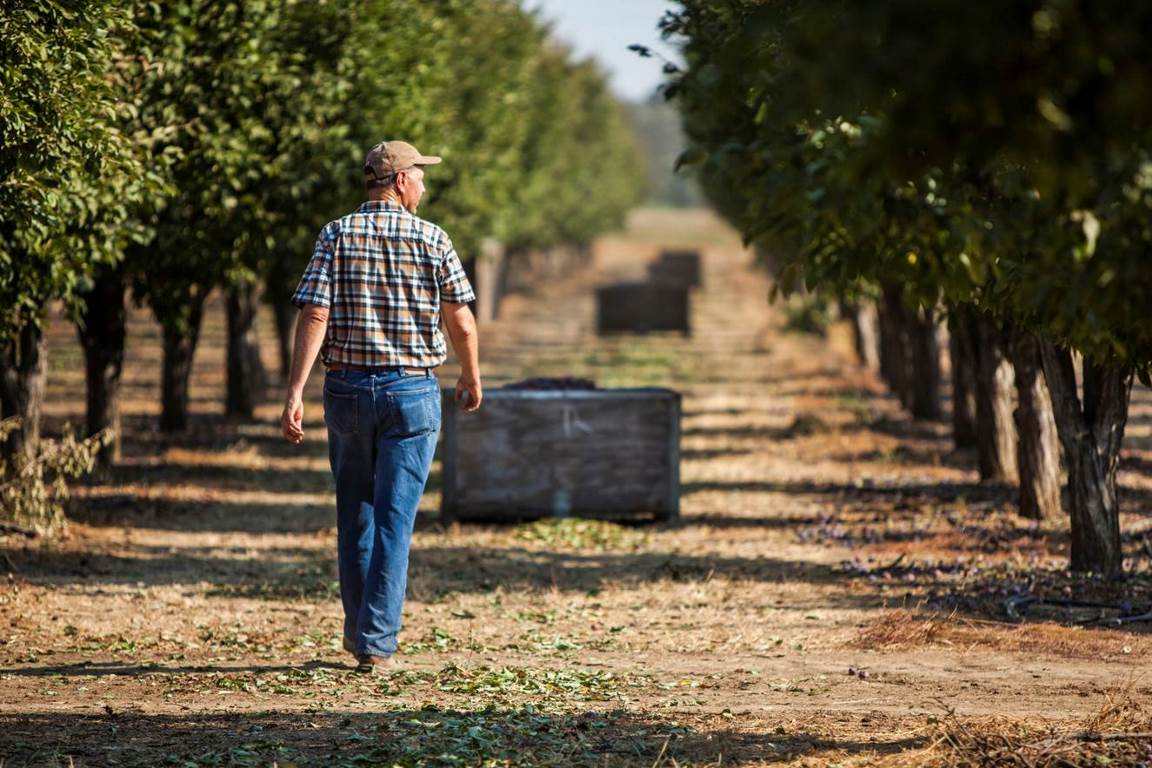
[528,0,679,102]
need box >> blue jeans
[323,368,440,658]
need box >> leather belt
[328,363,431,376]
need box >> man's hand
[281,391,305,443]
[455,376,482,413]
[443,301,481,413]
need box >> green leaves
[4,0,643,341]
[665,0,1152,368]
[0,418,113,534]
[513,518,648,552]
[0,0,150,337]
[674,145,707,171]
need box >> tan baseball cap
[364,140,442,181]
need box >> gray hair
[364,165,419,191]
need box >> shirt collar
[357,200,407,214]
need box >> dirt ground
[2,208,1152,767]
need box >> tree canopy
[664,0,1152,373]
[0,0,156,338]
[3,0,646,340]
[663,0,1151,574]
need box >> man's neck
[369,192,406,210]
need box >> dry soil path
[1,208,1149,766]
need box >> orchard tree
[259,0,643,346]
[509,50,644,253]
[222,0,374,420]
[0,0,154,462]
[664,0,1152,574]
[768,0,1152,575]
[69,0,645,445]
[118,0,312,432]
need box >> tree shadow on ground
[1,542,329,588]
[1,536,869,607]
[677,513,830,531]
[680,412,950,444]
[680,423,821,440]
[67,496,336,534]
[681,477,1012,506]
[681,447,755,461]
[0,659,346,678]
[404,545,869,605]
[904,564,1152,632]
[681,457,1150,523]
[851,414,952,442]
[215,545,873,605]
[1122,452,1152,477]
[102,462,335,494]
[681,406,747,418]
[0,708,926,767]
[825,444,977,472]
[108,413,331,460]
[67,468,443,534]
[756,366,845,386]
[771,383,891,402]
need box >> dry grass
[896,684,1152,767]
[856,609,1152,661]
[854,609,959,650]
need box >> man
[280,140,482,673]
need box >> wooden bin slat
[441,388,681,523]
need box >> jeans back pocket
[392,384,440,437]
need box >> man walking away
[280,140,482,673]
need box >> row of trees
[1,0,644,531]
[663,0,1152,576]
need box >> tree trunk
[225,281,268,421]
[474,238,506,324]
[0,322,47,462]
[264,270,297,383]
[77,267,127,467]
[1010,330,1061,520]
[159,296,206,433]
[271,300,295,383]
[948,303,979,449]
[878,299,895,385]
[878,285,911,408]
[974,313,1018,483]
[1039,341,1132,576]
[908,305,941,419]
[843,301,880,371]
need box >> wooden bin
[440,388,681,523]
[648,249,702,288]
[596,282,690,336]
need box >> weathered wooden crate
[647,249,702,288]
[440,388,681,523]
[596,282,691,336]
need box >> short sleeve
[436,232,476,304]
[291,224,337,308]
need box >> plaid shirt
[292,200,476,369]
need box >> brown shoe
[354,653,397,674]
[343,637,356,656]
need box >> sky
[527,0,681,103]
